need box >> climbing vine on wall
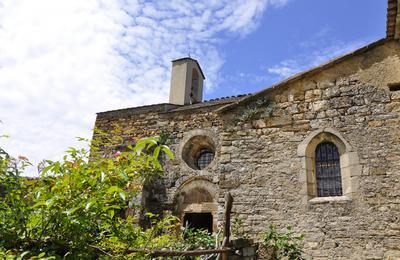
[158,128,172,146]
[237,98,275,123]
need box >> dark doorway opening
[183,212,213,233]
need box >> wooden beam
[127,248,231,257]
[223,192,233,245]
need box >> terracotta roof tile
[96,94,251,117]
[166,94,250,113]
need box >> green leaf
[85,201,93,211]
[41,164,53,175]
[45,198,55,208]
[118,171,128,180]
[161,145,174,159]
[119,192,126,201]
[153,146,161,160]
[108,210,115,219]
[66,206,82,215]
[107,186,123,194]
[32,201,46,208]
[53,161,61,173]
[20,251,30,259]
[134,137,160,155]
[109,236,118,243]
[134,140,147,155]
[103,205,121,211]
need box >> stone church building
[94,1,400,258]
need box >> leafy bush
[163,227,217,260]
[231,216,249,239]
[0,134,188,259]
[261,224,304,260]
[179,228,215,251]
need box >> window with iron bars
[196,149,214,170]
[315,142,342,197]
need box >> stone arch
[298,128,361,202]
[179,129,218,172]
[173,177,218,232]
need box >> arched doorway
[174,178,218,233]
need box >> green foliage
[178,228,215,251]
[158,128,172,146]
[237,98,274,122]
[261,224,304,260]
[164,227,217,260]
[0,133,183,259]
[231,216,249,239]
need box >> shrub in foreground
[0,135,202,258]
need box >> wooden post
[222,251,229,260]
[221,192,233,260]
[223,192,233,245]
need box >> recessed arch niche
[173,177,218,232]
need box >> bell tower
[169,57,205,105]
[387,0,400,39]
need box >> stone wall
[218,40,400,259]
[94,102,229,228]
[93,39,400,259]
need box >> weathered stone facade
[217,40,400,259]
[94,5,400,259]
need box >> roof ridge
[216,38,389,113]
[204,93,251,102]
[96,103,179,115]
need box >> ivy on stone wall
[237,98,275,123]
[158,128,172,146]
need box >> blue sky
[209,0,387,99]
[0,0,389,175]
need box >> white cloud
[266,30,368,80]
[0,0,289,176]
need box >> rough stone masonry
[93,1,400,259]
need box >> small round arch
[173,177,218,232]
[179,129,218,172]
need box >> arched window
[315,142,342,197]
[181,133,216,171]
[298,128,361,203]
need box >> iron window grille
[196,149,214,170]
[315,142,343,197]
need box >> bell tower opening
[169,57,205,105]
[183,212,213,233]
[190,69,200,104]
